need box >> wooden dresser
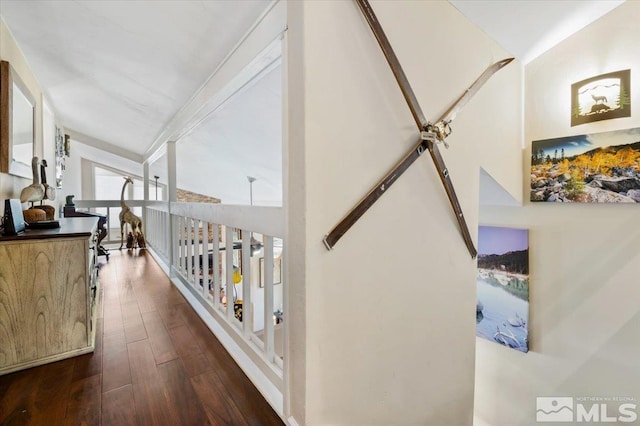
[0,217,99,375]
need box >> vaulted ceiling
[0,0,626,204]
[449,0,624,64]
[0,0,271,156]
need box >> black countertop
[0,217,98,242]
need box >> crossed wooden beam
[322,0,513,258]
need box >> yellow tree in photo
[590,151,616,175]
[558,158,570,174]
[603,151,617,175]
[617,147,640,170]
[573,154,592,178]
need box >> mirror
[1,60,35,179]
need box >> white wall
[2,17,142,217]
[0,17,44,214]
[287,1,521,424]
[42,100,56,193]
[475,2,640,425]
[63,139,143,203]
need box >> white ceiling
[175,62,282,205]
[0,0,271,156]
[449,0,625,204]
[0,0,626,205]
[449,0,625,64]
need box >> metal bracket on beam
[420,131,435,142]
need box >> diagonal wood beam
[323,0,513,257]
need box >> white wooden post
[167,141,177,276]
[282,24,291,420]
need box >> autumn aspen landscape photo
[530,127,640,203]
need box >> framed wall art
[476,226,529,353]
[531,127,640,203]
[54,125,65,188]
[1,60,36,178]
[259,256,282,288]
[571,69,631,126]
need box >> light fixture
[250,237,262,256]
[153,175,159,200]
[247,176,256,205]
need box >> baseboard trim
[287,415,300,426]
[146,247,170,276]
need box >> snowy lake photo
[476,226,529,353]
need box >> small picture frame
[55,126,65,188]
[259,256,282,288]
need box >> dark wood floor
[0,250,283,426]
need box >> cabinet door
[0,238,87,368]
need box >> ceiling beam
[143,0,286,162]
[66,129,143,163]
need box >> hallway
[0,250,283,425]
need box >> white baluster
[241,228,252,336]
[202,221,209,299]
[225,226,234,322]
[194,219,201,289]
[212,223,220,309]
[187,218,193,284]
[264,235,274,361]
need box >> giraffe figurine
[119,176,145,249]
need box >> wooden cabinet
[0,217,99,375]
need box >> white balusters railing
[146,201,170,264]
[71,199,286,388]
[168,202,285,377]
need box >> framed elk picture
[571,69,631,126]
